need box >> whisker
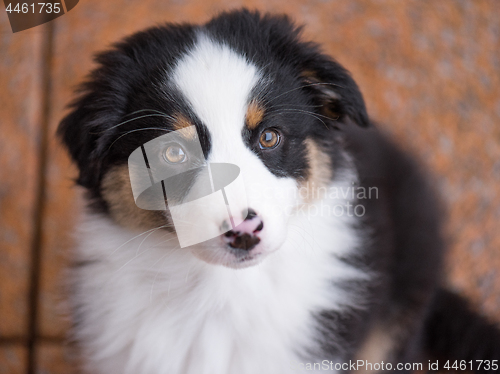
[91,113,175,135]
[153,235,179,247]
[123,109,170,118]
[265,109,329,129]
[268,103,324,109]
[272,82,344,101]
[135,224,167,256]
[107,127,172,151]
[108,224,170,257]
[149,253,170,302]
[115,233,173,274]
[266,108,338,122]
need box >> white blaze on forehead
[172,33,261,138]
[171,34,298,255]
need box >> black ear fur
[273,21,369,127]
[298,56,369,127]
[260,12,369,127]
[57,99,103,189]
[58,24,197,192]
[57,47,132,190]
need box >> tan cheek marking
[300,138,332,202]
[101,165,168,230]
[173,113,197,140]
[246,99,264,130]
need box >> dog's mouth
[226,251,264,269]
[236,251,262,263]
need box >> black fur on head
[57,24,197,196]
[205,10,369,128]
[58,9,369,210]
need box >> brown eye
[259,129,281,149]
[163,144,186,164]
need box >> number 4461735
[444,360,498,371]
[6,3,61,14]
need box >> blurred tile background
[1,0,499,372]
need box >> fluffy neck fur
[72,178,367,374]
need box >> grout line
[0,336,66,346]
[0,337,27,345]
[38,336,66,343]
[27,21,55,374]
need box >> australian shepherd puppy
[58,9,499,374]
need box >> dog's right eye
[163,144,187,164]
[259,129,281,149]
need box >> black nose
[228,234,260,251]
[224,208,263,251]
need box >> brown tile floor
[1,1,500,372]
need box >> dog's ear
[298,54,369,127]
[231,12,368,127]
[57,48,131,189]
[57,92,117,190]
[58,100,100,189]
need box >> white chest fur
[72,187,365,374]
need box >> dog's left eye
[259,129,281,149]
[163,144,187,164]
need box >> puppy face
[59,10,368,268]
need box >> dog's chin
[190,241,270,269]
[222,252,265,269]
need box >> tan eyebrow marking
[245,99,265,130]
[173,113,197,139]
